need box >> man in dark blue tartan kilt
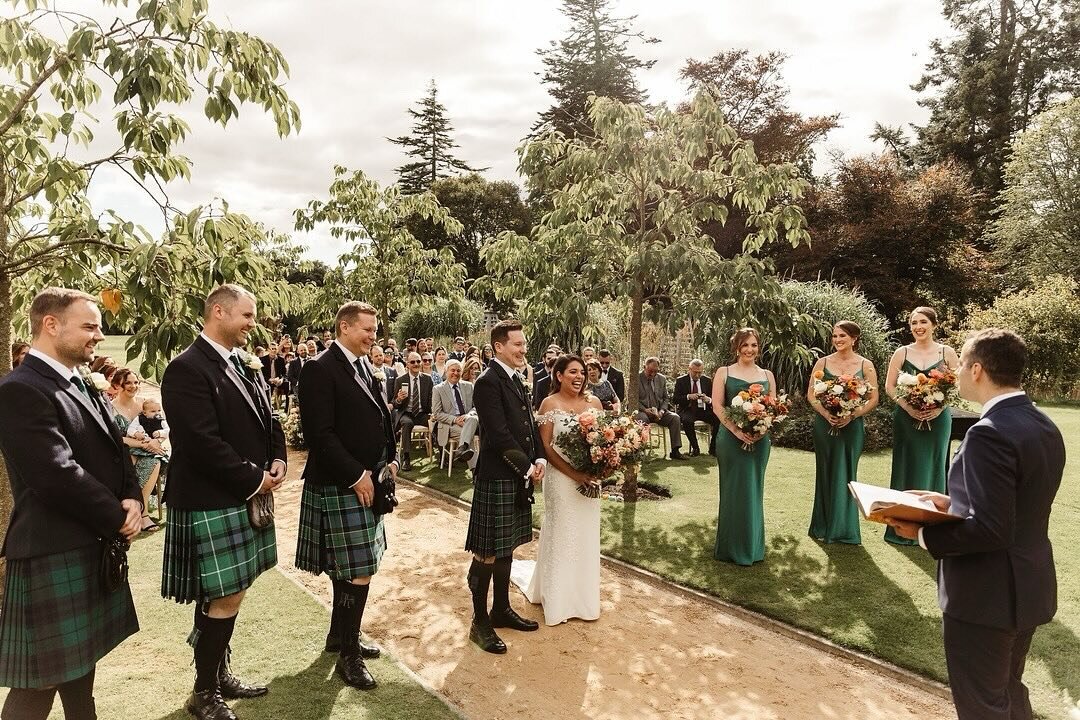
[0,288,143,720]
[160,285,287,720]
[294,301,398,690]
[464,320,547,653]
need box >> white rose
[88,372,110,392]
[813,381,827,395]
[932,391,945,403]
[897,372,918,386]
[830,385,845,396]
[856,384,868,395]
[731,396,744,407]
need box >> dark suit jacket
[674,374,713,414]
[392,372,433,415]
[287,356,308,388]
[474,364,545,482]
[923,394,1065,630]
[531,374,551,411]
[379,365,398,401]
[604,367,626,402]
[0,355,141,559]
[161,336,287,510]
[299,343,396,489]
[260,354,286,385]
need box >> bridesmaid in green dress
[712,328,777,565]
[884,306,959,545]
[807,321,879,544]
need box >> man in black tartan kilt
[0,288,143,720]
[294,301,398,690]
[160,285,287,720]
[464,320,547,653]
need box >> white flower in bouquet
[730,395,745,407]
[897,372,919,386]
[830,384,845,395]
[932,391,945,403]
[856,384,868,396]
[813,381,828,394]
[88,371,110,392]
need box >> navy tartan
[0,543,138,688]
[295,482,386,580]
[464,475,533,558]
[161,505,276,604]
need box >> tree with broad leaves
[483,91,813,499]
[294,166,467,336]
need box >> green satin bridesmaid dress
[714,374,770,565]
[808,365,865,544]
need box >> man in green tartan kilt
[0,289,144,720]
[160,285,288,720]
[464,320,547,654]
[294,301,398,690]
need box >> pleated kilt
[161,504,277,604]
[294,482,386,580]
[464,475,533,558]
[0,542,139,688]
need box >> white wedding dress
[512,410,601,625]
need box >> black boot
[466,559,505,652]
[488,557,538,631]
[325,585,380,658]
[334,581,378,690]
[218,645,268,699]
[185,688,237,720]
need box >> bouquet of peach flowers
[812,370,872,435]
[554,409,650,498]
[724,383,790,450]
[893,367,957,430]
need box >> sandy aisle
[270,451,953,720]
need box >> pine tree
[532,0,658,140]
[389,80,487,194]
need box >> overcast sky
[82,0,953,264]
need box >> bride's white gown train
[512,411,601,625]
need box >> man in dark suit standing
[260,343,287,410]
[160,284,287,720]
[286,341,310,398]
[597,349,625,403]
[674,359,719,456]
[368,345,396,409]
[391,351,433,471]
[465,320,546,654]
[294,301,397,691]
[888,329,1065,720]
[531,370,551,412]
[448,336,467,362]
[0,288,142,720]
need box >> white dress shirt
[27,347,77,380]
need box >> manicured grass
[404,406,1080,720]
[0,530,458,720]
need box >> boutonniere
[373,369,386,382]
[237,350,262,372]
[79,366,110,395]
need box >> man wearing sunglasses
[596,349,625,404]
[391,352,433,471]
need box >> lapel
[194,337,266,428]
[25,355,118,446]
[328,343,381,412]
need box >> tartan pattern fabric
[295,482,386,580]
[0,543,138,688]
[464,475,533,558]
[161,505,277,604]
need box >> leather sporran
[101,536,130,593]
[371,464,399,516]
[247,492,275,529]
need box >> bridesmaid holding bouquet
[883,306,959,545]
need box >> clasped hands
[906,404,944,422]
[886,490,952,540]
[257,459,287,494]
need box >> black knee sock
[193,610,237,693]
[467,559,494,624]
[328,582,343,640]
[57,667,96,720]
[1,687,56,720]
[490,557,513,614]
[334,580,370,655]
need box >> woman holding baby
[111,367,169,533]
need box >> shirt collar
[27,347,78,379]
[980,390,1026,418]
[333,339,360,365]
[492,357,519,378]
[199,332,235,362]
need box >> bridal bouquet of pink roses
[554,409,650,497]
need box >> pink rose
[602,428,616,442]
[578,412,596,429]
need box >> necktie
[409,376,419,414]
[453,383,466,415]
[512,372,528,402]
[692,378,698,396]
[354,359,370,385]
[229,353,247,377]
[70,374,91,400]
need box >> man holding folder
[888,328,1065,720]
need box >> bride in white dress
[516,355,603,625]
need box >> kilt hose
[295,482,386,580]
[0,542,139,688]
[161,504,277,606]
[464,475,533,559]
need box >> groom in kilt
[465,319,546,653]
[160,284,287,720]
[294,301,398,690]
[0,288,143,720]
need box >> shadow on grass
[1032,619,1080,705]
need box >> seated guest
[431,360,478,470]
[480,344,494,367]
[421,352,437,383]
[254,345,266,357]
[449,337,467,361]
[279,336,293,356]
[461,357,482,383]
[110,368,168,531]
[370,344,396,408]
[306,338,319,358]
[10,341,30,368]
[433,346,449,383]
[128,397,170,446]
[391,352,433,471]
[404,338,418,357]
[533,346,559,378]
[586,359,621,413]
[636,357,685,460]
[320,329,333,351]
[597,349,626,402]
[674,358,720,456]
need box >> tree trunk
[621,279,645,502]
[0,269,13,597]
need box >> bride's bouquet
[554,409,650,498]
[724,384,790,451]
[893,367,957,430]
[812,370,872,435]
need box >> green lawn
[0,531,458,720]
[405,406,1080,720]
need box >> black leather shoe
[689,447,700,457]
[401,459,413,472]
[325,634,380,659]
[455,445,474,463]
[185,688,237,720]
[336,652,377,690]
[669,450,686,460]
[218,670,268,700]
[469,622,507,654]
[489,607,539,631]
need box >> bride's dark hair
[550,354,586,397]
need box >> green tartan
[295,482,386,580]
[464,475,533,558]
[161,505,276,604]
[0,542,138,688]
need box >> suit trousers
[443,416,479,468]
[943,614,1036,720]
[678,407,719,452]
[634,410,682,450]
[396,410,429,458]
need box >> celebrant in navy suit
[889,328,1065,720]
[160,284,287,720]
[0,288,143,720]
